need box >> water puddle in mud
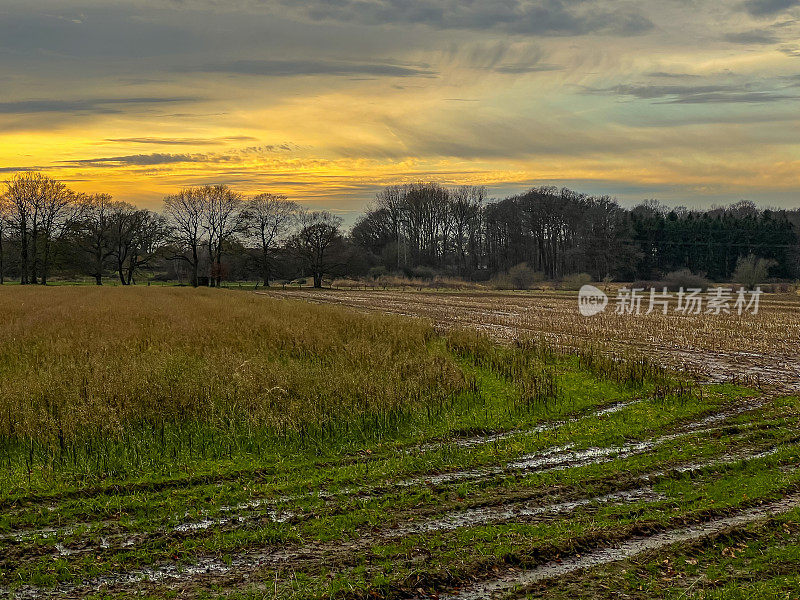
[5,442,789,599]
[389,488,660,537]
[401,427,707,489]
[1,401,758,552]
[6,487,657,598]
[413,400,643,454]
[442,494,800,600]
[0,401,644,546]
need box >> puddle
[390,488,660,537]
[0,402,760,555]
[174,508,294,533]
[413,400,643,454]
[5,442,789,600]
[441,494,800,600]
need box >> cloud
[180,59,436,77]
[0,166,46,173]
[724,29,781,44]
[492,63,563,74]
[60,145,296,168]
[741,0,800,16]
[63,153,199,167]
[589,84,799,103]
[106,136,258,145]
[646,72,703,79]
[779,44,800,56]
[282,0,653,36]
[0,97,198,115]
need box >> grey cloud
[60,145,295,168]
[659,91,798,103]
[590,84,799,103]
[724,29,780,44]
[0,166,46,173]
[646,72,703,79]
[493,63,563,73]
[106,136,258,145]
[742,0,800,16]
[63,153,199,167]
[284,0,653,36]
[180,59,436,77]
[0,97,198,115]
[0,10,201,59]
[779,44,800,55]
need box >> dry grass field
[1,286,799,600]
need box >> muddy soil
[257,289,800,394]
[441,494,800,600]
[7,428,790,600]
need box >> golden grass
[0,286,467,444]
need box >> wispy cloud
[60,145,296,168]
[105,136,258,146]
[741,0,800,17]
[284,0,653,36]
[492,63,563,74]
[779,43,800,56]
[724,29,781,44]
[587,83,799,104]
[180,59,436,78]
[0,97,199,115]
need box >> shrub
[368,265,388,280]
[732,254,776,288]
[663,269,711,291]
[410,265,438,280]
[507,263,545,290]
[561,272,592,290]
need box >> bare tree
[164,188,205,287]
[242,193,298,286]
[201,185,243,287]
[109,203,169,285]
[78,194,116,285]
[124,211,171,285]
[3,172,78,284]
[375,185,406,269]
[289,211,345,288]
[109,202,138,285]
[449,186,484,274]
[0,196,8,285]
[39,185,79,285]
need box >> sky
[2,0,800,217]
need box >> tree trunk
[19,217,28,284]
[118,258,127,285]
[191,244,199,287]
[261,246,271,287]
[313,272,322,288]
[41,239,51,285]
[95,273,102,285]
[30,224,39,285]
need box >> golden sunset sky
[2,0,800,216]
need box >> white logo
[578,285,608,316]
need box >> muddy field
[2,288,799,599]
[260,288,800,394]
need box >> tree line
[1,173,797,286]
[355,183,799,282]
